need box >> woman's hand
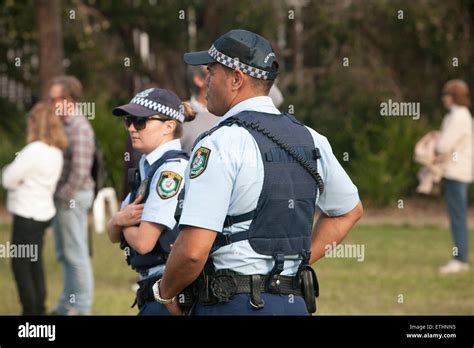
[114,195,144,227]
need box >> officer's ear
[230,69,245,91]
[163,119,177,136]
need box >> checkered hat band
[130,97,185,122]
[208,45,270,80]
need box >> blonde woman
[437,79,473,274]
[107,88,195,315]
[2,102,68,315]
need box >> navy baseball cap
[184,29,279,80]
[112,88,185,122]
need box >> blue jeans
[192,293,309,316]
[53,190,94,314]
[443,179,470,263]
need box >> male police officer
[155,29,363,315]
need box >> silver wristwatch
[152,279,176,304]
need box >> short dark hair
[186,66,207,96]
[249,77,274,95]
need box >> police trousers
[192,293,309,316]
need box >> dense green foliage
[1,0,473,205]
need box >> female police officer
[156,30,363,316]
[106,88,194,315]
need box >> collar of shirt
[140,139,182,175]
[219,96,280,124]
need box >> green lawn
[0,223,472,315]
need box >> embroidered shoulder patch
[190,147,211,179]
[157,171,182,199]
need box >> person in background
[48,75,96,315]
[2,102,68,315]
[437,79,473,274]
[180,65,220,154]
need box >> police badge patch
[190,147,211,179]
[157,171,182,199]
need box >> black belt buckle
[268,273,282,294]
[210,271,237,303]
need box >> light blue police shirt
[179,96,360,276]
[122,139,187,279]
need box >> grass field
[0,223,472,315]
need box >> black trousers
[11,214,51,315]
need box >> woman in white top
[436,80,473,274]
[2,102,68,315]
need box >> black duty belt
[233,274,302,295]
[195,271,303,306]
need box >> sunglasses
[123,116,167,131]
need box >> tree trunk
[204,0,219,45]
[293,1,304,90]
[36,0,64,99]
